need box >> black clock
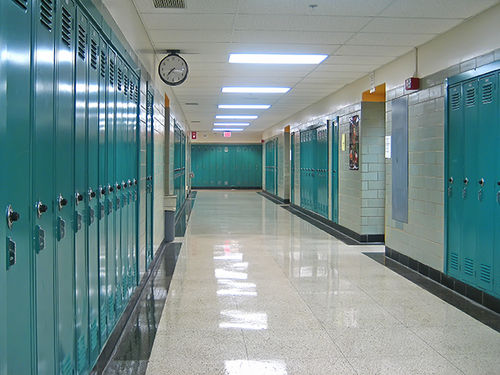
[158,53,188,86]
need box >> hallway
[145,191,500,375]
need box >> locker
[0,1,34,374]
[54,1,77,373]
[495,71,500,297]
[98,35,109,345]
[87,25,101,363]
[145,86,154,267]
[32,0,57,373]
[331,118,339,223]
[74,8,90,374]
[291,134,295,203]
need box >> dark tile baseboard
[192,186,262,190]
[258,190,290,204]
[288,203,384,244]
[385,246,500,316]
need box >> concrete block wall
[153,98,166,253]
[277,134,284,197]
[385,84,445,271]
[292,133,300,206]
[138,79,147,277]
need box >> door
[0,1,34,374]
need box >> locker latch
[35,201,48,218]
[57,217,66,241]
[107,200,113,214]
[57,194,68,210]
[75,192,83,205]
[35,225,45,253]
[7,237,16,268]
[75,212,82,232]
[6,205,20,229]
[99,203,105,220]
[116,197,120,210]
[88,189,96,201]
[89,207,95,224]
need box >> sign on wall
[349,115,359,170]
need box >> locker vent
[463,258,474,276]
[90,39,98,70]
[117,68,122,91]
[480,264,492,284]
[482,82,493,104]
[124,75,129,96]
[134,86,139,104]
[61,7,72,48]
[100,50,107,79]
[153,0,186,8]
[109,59,115,85]
[61,355,73,375]
[40,0,54,31]
[76,336,87,372]
[465,87,476,107]
[450,92,460,110]
[77,24,86,60]
[13,0,28,11]
[129,82,134,101]
[90,320,98,350]
[449,252,459,271]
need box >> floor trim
[365,251,500,332]
[384,246,500,315]
[258,190,290,204]
[192,186,262,190]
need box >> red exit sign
[191,131,197,140]
[223,132,231,138]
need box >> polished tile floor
[146,191,500,375]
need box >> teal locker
[0,1,34,374]
[87,26,100,363]
[32,0,57,373]
[55,1,77,373]
[74,8,90,374]
[316,126,328,217]
[98,36,109,346]
[145,87,154,267]
[495,71,500,297]
[291,134,295,203]
[475,74,496,291]
[106,47,117,330]
[331,118,339,223]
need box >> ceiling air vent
[153,0,186,9]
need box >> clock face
[158,53,188,86]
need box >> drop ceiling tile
[362,17,462,34]
[325,55,394,65]
[314,63,378,72]
[347,32,436,46]
[336,45,413,57]
[381,0,499,19]
[134,0,239,13]
[232,30,351,45]
[149,29,232,43]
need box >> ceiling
[130,0,499,132]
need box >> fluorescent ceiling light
[213,128,244,132]
[213,122,250,126]
[222,87,290,94]
[218,104,271,109]
[229,53,328,64]
[216,115,258,120]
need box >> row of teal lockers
[0,1,157,374]
[447,67,500,298]
[265,138,278,195]
[191,144,262,188]
[174,125,187,209]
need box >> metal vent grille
[90,39,98,70]
[40,0,54,31]
[482,82,493,104]
[77,24,86,60]
[450,92,460,110]
[124,75,129,96]
[463,257,474,276]
[153,0,186,8]
[117,68,122,91]
[449,252,459,271]
[100,50,107,79]
[465,87,475,107]
[480,264,492,284]
[134,86,139,104]
[129,81,134,101]
[13,0,28,11]
[109,59,115,85]
[61,7,72,48]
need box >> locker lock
[463,178,469,185]
[108,185,114,193]
[6,205,20,229]
[133,179,137,185]
[75,192,83,205]
[116,183,121,190]
[479,178,485,187]
[88,189,96,200]
[36,201,48,218]
[100,186,106,196]
[128,179,132,187]
[122,181,127,189]
[448,177,453,184]
[57,194,68,210]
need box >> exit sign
[191,131,197,140]
[223,132,231,138]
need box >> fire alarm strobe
[405,77,420,91]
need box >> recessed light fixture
[185,102,199,105]
[222,87,290,94]
[213,128,244,132]
[216,115,258,120]
[218,104,271,109]
[213,122,250,126]
[229,53,328,65]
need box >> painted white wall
[191,131,262,144]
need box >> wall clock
[158,52,188,86]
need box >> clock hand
[166,67,176,77]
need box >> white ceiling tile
[232,30,351,45]
[141,13,234,30]
[149,29,232,43]
[335,45,413,57]
[134,0,239,13]
[362,17,462,34]
[381,0,499,19]
[347,32,435,46]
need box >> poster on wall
[349,115,359,170]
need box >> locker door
[475,74,497,291]
[32,0,57,373]
[291,134,295,202]
[495,71,500,298]
[145,87,154,267]
[461,79,479,285]
[74,8,90,374]
[98,36,108,345]
[87,26,100,364]
[131,75,139,288]
[331,118,339,223]
[106,48,117,330]
[55,1,76,373]
[0,1,34,374]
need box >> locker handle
[128,180,132,187]
[100,187,106,195]
[89,189,96,200]
[116,184,121,190]
[36,202,48,218]
[6,205,20,229]
[58,194,68,210]
[108,185,114,193]
[134,179,137,185]
[478,178,485,187]
[75,193,83,204]
[463,178,469,185]
[448,177,453,183]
